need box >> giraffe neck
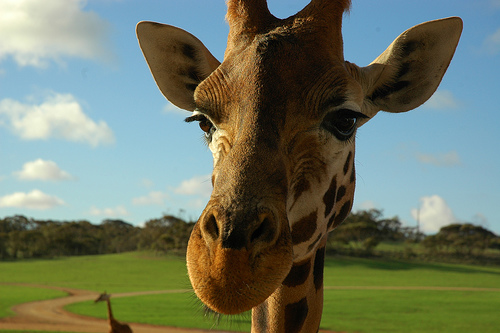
[106,299,114,322]
[251,237,326,333]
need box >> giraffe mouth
[186,218,293,315]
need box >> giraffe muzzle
[186,203,293,314]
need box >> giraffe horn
[294,0,351,60]
[226,0,276,36]
[297,0,351,21]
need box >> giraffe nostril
[250,212,277,246]
[203,213,219,242]
[250,218,269,243]
[200,207,280,249]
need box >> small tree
[330,209,381,253]
[328,208,406,254]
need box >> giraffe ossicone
[137,1,462,332]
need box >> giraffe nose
[200,207,279,250]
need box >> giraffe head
[137,0,461,316]
[94,292,111,303]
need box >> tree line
[328,209,500,260]
[0,215,194,260]
[1,210,499,262]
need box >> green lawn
[322,289,499,332]
[0,252,189,292]
[0,285,65,318]
[1,252,499,332]
[324,256,500,288]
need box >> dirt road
[0,284,234,333]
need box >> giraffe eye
[185,113,216,140]
[322,109,365,141]
[198,117,214,136]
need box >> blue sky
[1,0,499,235]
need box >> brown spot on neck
[332,200,352,228]
[313,246,326,291]
[285,297,308,333]
[323,176,337,218]
[283,260,311,287]
[343,151,352,175]
[291,210,318,245]
[336,185,346,203]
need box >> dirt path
[0,284,234,333]
[2,283,498,333]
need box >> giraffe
[136,0,462,332]
[94,292,133,333]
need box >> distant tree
[422,223,497,255]
[0,217,115,259]
[0,215,35,232]
[330,209,380,252]
[377,216,404,241]
[100,219,139,253]
[44,221,100,256]
[328,209,406,253]
[0,232,8,259]
[12,229,47,258]
[490,238,500,250]
[138,215,194,253]
[400,226,424,243]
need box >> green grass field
[1,252,500,332]
[0,286,65,318]
[0,252,189,292]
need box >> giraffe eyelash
[185,113,216,142]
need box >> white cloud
[132,175,212,208]
[415,150,461,167]
[411,195,456,233]
[423,90,460,110]
[14,159,74,181]
[0,189,65,210]
[185,197,210,210]
[89,205,129,217]
[0,93,114,146]
[174,175,212,197]
[483,28,500,55]
[132,191,169,206]
[355,200,377,211]
[0,0,113,67]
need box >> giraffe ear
[360,17,462,115]
[137,21,221,111]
